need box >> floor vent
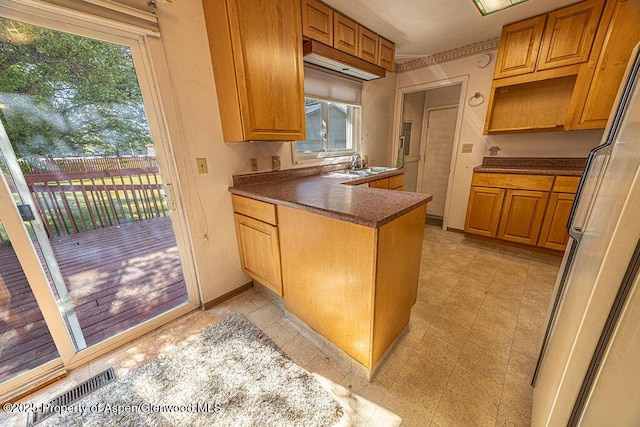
[27,367,115,426]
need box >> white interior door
[417,107,458,218]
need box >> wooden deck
[0,217,188,383]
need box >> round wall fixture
[468,92,485,107]
[476,53,491,68]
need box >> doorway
[396,81,464,228]
[0,14,198,400]
[419,105,459,222]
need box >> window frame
[293,96,361,163]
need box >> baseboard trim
[202,281,254,310]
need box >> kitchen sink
[330,166,399,177]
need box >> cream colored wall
[361,73,398,166]
[119,0,397,303]
[397,52,604,230]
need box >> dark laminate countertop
[473,157,587,177]
[229,167,431,228]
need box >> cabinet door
[388,174,404,190]
[377,36,395,72]
[497,190,549,245]
[203,0,306,141]
[334,12,358,56]
[568,0,640,130]
[493,15,546,79]
[537,0,604,71]
[464,187,505,238]
[301,0,333,45]
[538,192,575,251]
[234,214,283,296]
[358,25,379,64]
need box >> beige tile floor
[1,225,561,427]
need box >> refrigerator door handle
[568,145,612,242]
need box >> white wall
[397,52,604,230]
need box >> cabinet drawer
[553,176,581,193]
[471,173,554,191]
[388,174,404,190]
[369,178,389,189]
[232,195,277,225]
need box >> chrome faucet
[351,153,364,169]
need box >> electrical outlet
[196,158,208,174]
[461,143,473,153]
[250,158,258,172]
[271,156,281,171]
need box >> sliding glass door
[0,12,198,399]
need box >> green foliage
[0,18,152,159]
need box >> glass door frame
[0,1,200,399]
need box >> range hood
[303,40,386,81]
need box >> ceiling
[322,0,580,63]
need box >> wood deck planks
[0,216,188,383]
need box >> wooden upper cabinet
[537,0,604,71]
[358,25,379,64]
[334,12,358,56]
[202,0,306,142]
[301,0,333,45]
[494,15,546,79]
[377,36,395,72]
[568,0,640,130]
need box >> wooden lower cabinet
[538,192,576,250]
[277,203,426,376]
[497,190,549,245]
[368,173,404,190]
[234,214,283,296]
[369,177,389,189]
[464,187,505,237]
[232,195,282,295]
[465,173,577,250]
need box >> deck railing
[23,167,169,237]
[18,156,158,174]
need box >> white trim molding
[396,37,500,73]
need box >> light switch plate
[196,158,208,174]
[271,156,280,171]
[461,143,473,153]
[250,158,258,172]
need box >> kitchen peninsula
[229,166,431,377]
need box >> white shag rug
[38,313,345,426]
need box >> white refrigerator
[531,44,640,426]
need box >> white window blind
[304,66,362,106]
